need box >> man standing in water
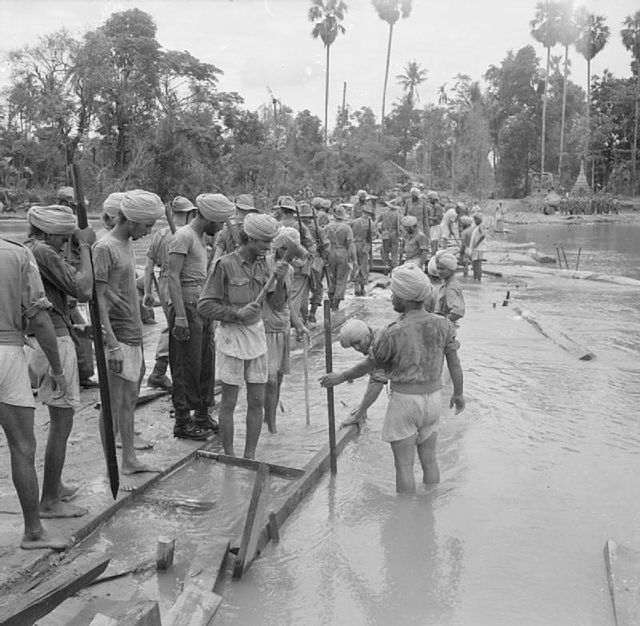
[93,189,165,483]
[321,265,465,494]
[434,251,465,324]
[198,213,286,459]
[0,237,69,549]
[24,205,95,518]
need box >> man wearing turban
[401,215,430,271]
[24,206,96,517]
[404,187,428,235]
[433,250,465,323]
[101,192,125,234]
[212,193,258,262]
[321,264,465,494]
[198,212,288,459]
[337,319,388,427]
[143,196,197,394]
[166,193,232,440]
[93,189,164,480]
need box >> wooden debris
[164,584,222,626]
[604,539,640,626]
[196,450,304,480]
[156,536,175,570]
[88,601,161,626]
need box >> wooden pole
[575,247,582,272]
[323,300,337,474]
[156,536,175,570]
[303,335,310,425]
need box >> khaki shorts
[266,332,291,379]
[0,345,35,408]
[110,342,145,383]
[216,350,268,386]
[28,335,80,409]
[382,389,441,444]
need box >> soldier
[325,204,356,311]
[376,199,401,274]
[351,203,375,296]
[404,187,429,234]
[212,194,258,262]
[299,201,326,323]
[426,191,443,253]
[401,215,429,270]
[353,189,370,220]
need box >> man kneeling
[320,264,465,494]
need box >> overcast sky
[0,0,637,126]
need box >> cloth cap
[298,202,313,218]
[276,195,297,212]
[244,213,280,241]
[273,226,300,248]
[235,194,258,213]
[436,250,458,271]
[57,186,75,202]
[427,190,439,201]
[339,319,370,349]
[401,215,418,228]
[171,196,196,213]
[311,196,324,208]
[121,189,164,223]
[103,192,125,218]
[28,205,77,235]
[196,193,235,222]
[357,189,367,198]
[333,205,349,220]
[390,264,433,303]
[427,255,439,277]
[410,187,420,197]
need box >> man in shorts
[321,264,465,494]
[93,189,164,482]
[198,213,287,458]
[24,205,95,518]
[0,238,69,550]
[434,250,465,324]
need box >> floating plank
[196,451,304,480]
[0,556,109,626]
[181,538,230,596]
[164,584,222,626]
[88,601,161,626]
[233,464,271,579]
[604,539,640,626]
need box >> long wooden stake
[575,246,582,272]
[323,300,337,474]
[303,335,310,425]
[560,245,569,270]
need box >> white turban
[28,205,77,235]
[196,193,235,222]
[121,189,164,223]
[339,319,369,348]
[436,251,458,271]
[390,264,433,302]
[244,213,280,241]
[427,256,439,277]
[273,226,300,248]
[103,192,125,218]
[57,186,75,202]
[410,187,420,197]
[401,215,418,228]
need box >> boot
[174,417,210,441]
[308,304,318,324]
[194,411,219,434]
[148,358,172,391]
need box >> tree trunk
[558,43,569,184]
[324,44,330,146]
[632,74,639,197]
[585,57,590,184]
[381,22,394,131]
[541,44,550,177]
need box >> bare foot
[59,483,80,502]
[21,530,70,551]
[116,436,154,450]
[121,462,161,476]
[39,502,89,518]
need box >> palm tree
[531,0,562,179]
[575,8,609,186]
[396,60,427,108]
[556,1,579,183]
[621,11,640,196]
[371,0,412,128]
[308,0,347,145]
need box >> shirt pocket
[228,276,252,306]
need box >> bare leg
[390,435,417,494]
[219,383,239,456]
[417,432,439,485]
[40,406,87,518]
[264,373,283,434]
[244,382,266,460]
[0,403,68,550]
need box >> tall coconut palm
[575,8,609,185]
[396,60,427,108]
[556,1,579,182]
[308,0,347,145]
[621,11,640,196]
[371,0,412,128]
[530,0,562,178]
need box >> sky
[0,0,637,127]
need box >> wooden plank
[196,451,304,480]
[233,464,271,579]
[164,584,222,626]
[604,539,640,626]
[182,539,230,596]
[89,615,117,626]
[0,556,109,626]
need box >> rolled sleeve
[92,243,112,284]
[446,285,466,318]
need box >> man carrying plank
[93,189,164,484]
[24,205,95,518]
[167,193,235,440]
[198,213,287,459]
[0,237,69,549]
[321,264,465,494]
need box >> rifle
[367,213,373,271]
[71,163,119,499]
